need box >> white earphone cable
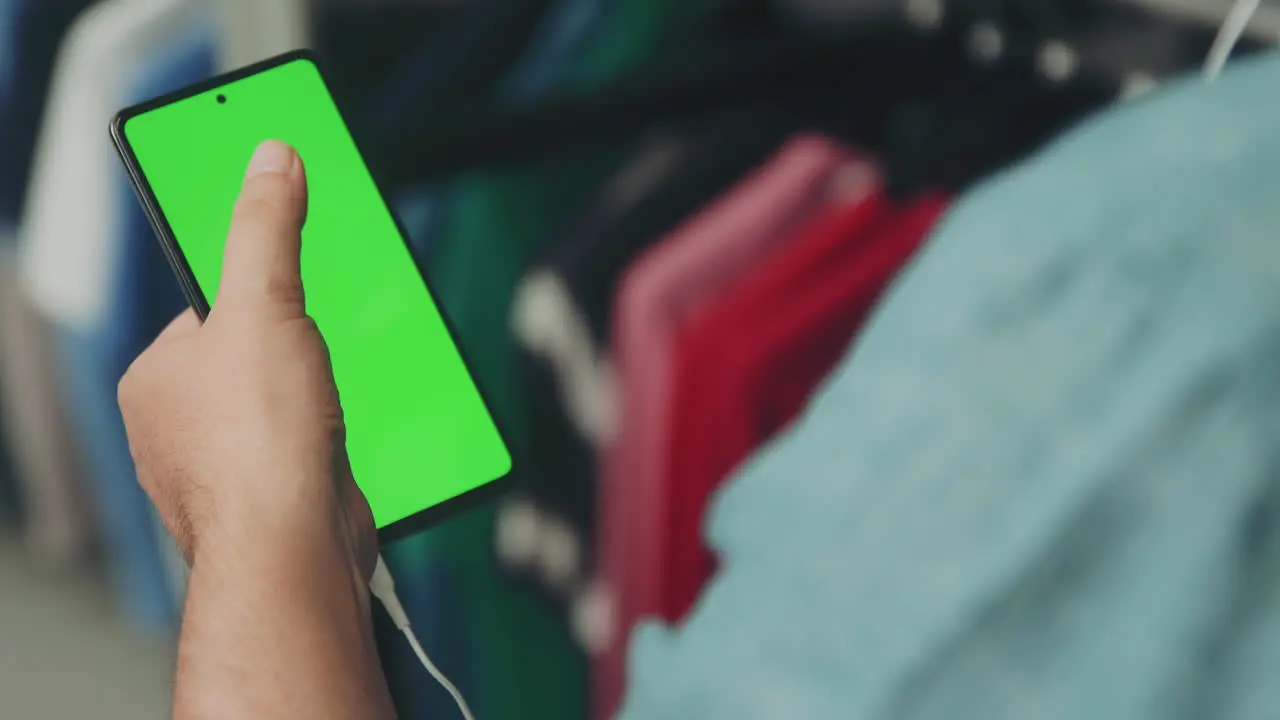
[370,555,477,720]
[401,624,476,720]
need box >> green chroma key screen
[115,53,511,532]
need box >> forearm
[173,492,397,719]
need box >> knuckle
[264,276,306,306]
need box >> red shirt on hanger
[598,137,870,720]
[664,193,950,620]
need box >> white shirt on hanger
[17,0,203,331]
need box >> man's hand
[119,140,395,719]
[119,138,376,579]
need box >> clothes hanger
[1203,0,1277,77]
[807,0,1117,194]
[882,0,1276,192]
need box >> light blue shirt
[622,52,1280,720]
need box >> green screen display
[119,55,511,530]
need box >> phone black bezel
[109,48,515,543]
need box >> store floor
[0,537,172,719]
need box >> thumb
[216,139,309,317]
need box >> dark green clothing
[403,3,731,718]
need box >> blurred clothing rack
[372,0,1261,190]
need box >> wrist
[175,477,390,720]
[193,474,366,589]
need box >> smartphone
[110,50,512,540]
